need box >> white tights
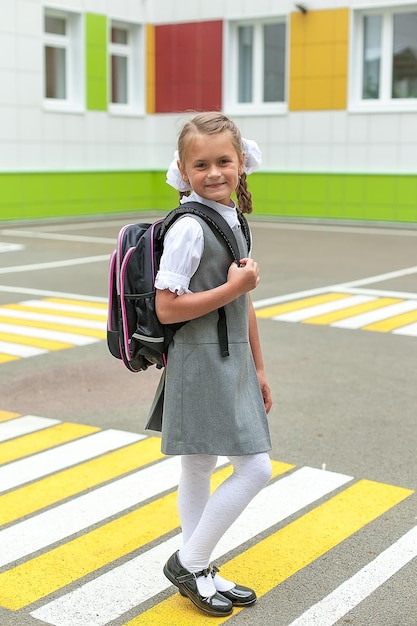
[177,452,272,596]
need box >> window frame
[43,7,84,112]
[349,5,417,113]
[108,20,145,116]
[224,17,288,116]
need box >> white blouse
[155,191,246,295]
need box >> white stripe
[0,231,115,244]
[31,467,352,626]
[0,340,47,357]
[0,284,107,303]
[341,265,417,288]
[19,300,107,316]
[331,300,417,329]
[249,221,417,237]
[0,242,24,252]
[0,308,106,330]
[0,322,98,346]
[345,286,417,300]
[393,321,417,336]
[288,525,417,626]
[0,255,109,275]
[0,416,60,443]
[274,296,375,322]
[0,429,143,494]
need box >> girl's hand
[257,370,273,414]
[227,258,260,295]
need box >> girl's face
[179,132,244,206]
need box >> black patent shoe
[211,565,257,606]
[163,551,233,617]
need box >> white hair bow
[166,138,262,191]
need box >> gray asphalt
[0,214,416,626]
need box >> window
[43,9,83,110]
[109,21,144,114]
[352,7,417,110]
[226,19,287,114]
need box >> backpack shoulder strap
[160,201,252,358]
[161,201,250,260]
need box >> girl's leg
[179,452,272,595]
[177,454,218,544]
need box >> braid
[236,173,253,214]
[179,190,191,202]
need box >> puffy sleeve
[154,217,204,295]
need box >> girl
[152,112,273,617]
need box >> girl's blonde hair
[177,112,253,214]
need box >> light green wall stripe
[0,171,416,223]
[86,13,108,111]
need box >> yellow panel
[0,410,20,422]
[305,44,336,77]
[289,45,305,79]
[0,332,72,351]
[333,42,350,75]
[0,354,18,363]
[47,298,107,310]
[129,479,413,625]
[146,24,155,114]
[364,309,417,332]
[0,315,106,339]
[289,8,349,111]
[256,293,350,319]
[331,76,348,109]
[5,304,106,321]
[334,8,350,41]
[289,77,305,110]
[0,422,100,466]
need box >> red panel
[155,21,223,113]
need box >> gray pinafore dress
[148,214,272,456]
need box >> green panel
[0,171,416,224]
[85,13,108,111]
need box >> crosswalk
[256,290,417,337]
[0,288,416,367]
[0,298,107,364]
[0,410,415,625]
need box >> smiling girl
[150,112,273,618]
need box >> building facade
[1,0,416,223]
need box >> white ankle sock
[212,572,235,592]
[194,572,216,598]
[178,551,216,598]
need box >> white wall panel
[0,70,17,105]
[0,106,18,141]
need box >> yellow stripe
[0,315,106,339]
[302,297,402,325]
[3,303,107,321]
[256,293,350,319]
[0,437,164,526]
[0,331,72,351]
[129,479,413,625]
[0,422,100,466]
[0,459,293,609]
[0,353,18,363]
[364,309,417,332]
[0,410,21,422]
[46,298,107,310]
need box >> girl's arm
[249,297,273,414]
[156,258,259,324]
